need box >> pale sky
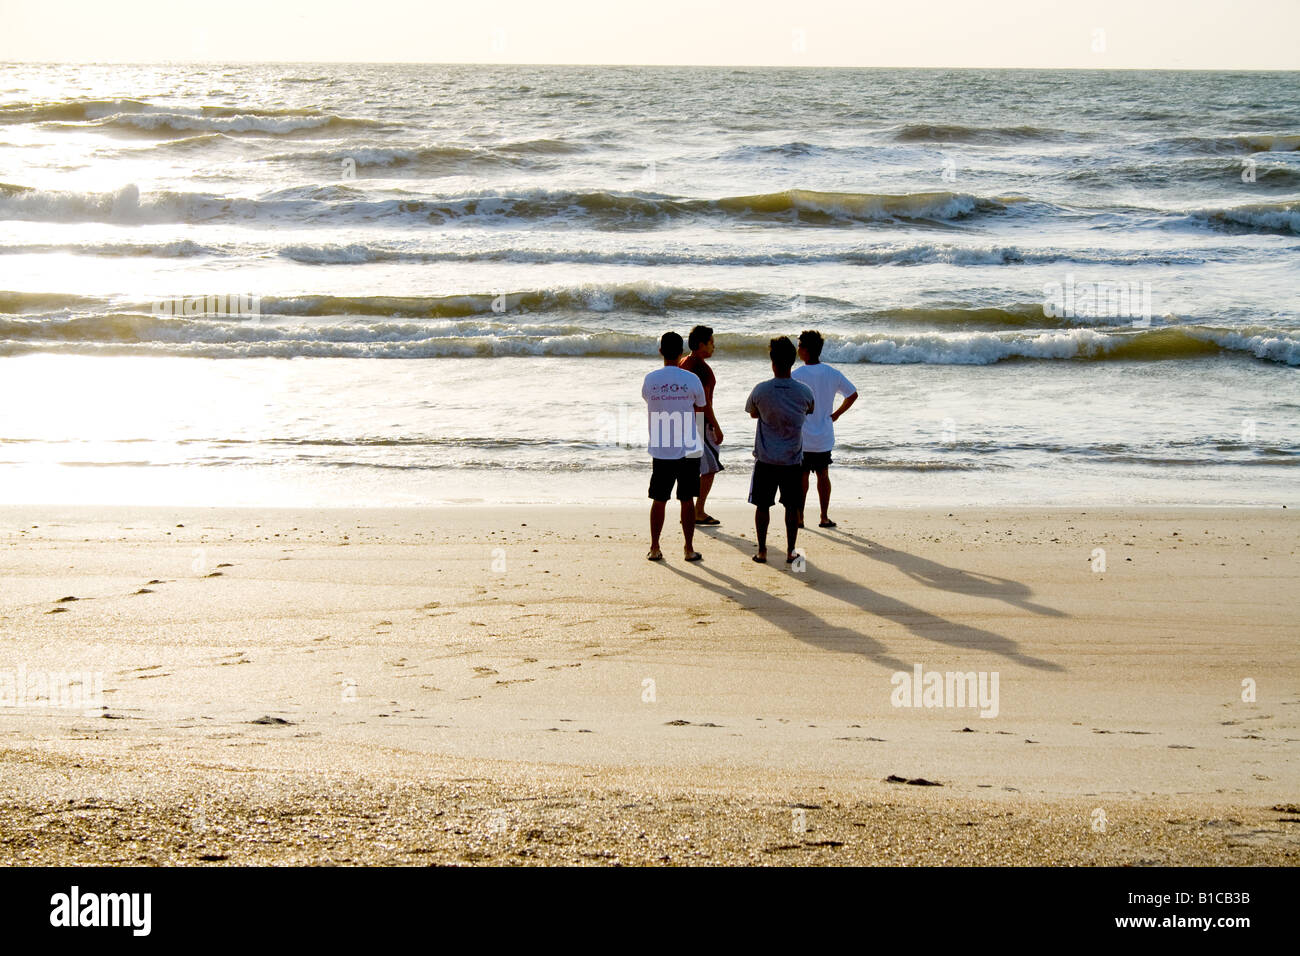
[2,0,1297,69]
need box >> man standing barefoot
[679,325,724,525]
[642,331,707,562]
[793,330,857,529]
[745,336,814,564]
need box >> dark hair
[798,329,824,360]
[688,325,714,351]
[659,331,684,361]
[769,336,796,372]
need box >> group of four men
[641,325,858,565]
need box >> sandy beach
[1,504,1295,865]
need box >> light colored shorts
[699,424,723,477]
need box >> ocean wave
[275,241,1229,268]
[718,141,833,160]
[61,111,385,136]
[249,286,799,317]
[0,235,1241,267]
[0,183,1022,226]
[1193,200,1300,234]
[261,143,531,171]
[144,132,233,150]
[889,123,1087,144]
[829,326,1299,366]
[710,189,1017,223]
[0,97,343,125]
[0,239,215,259]
[51,433,1300,463]
[1148,133,1300,154]
[32,435,1298,474]
[835,438,1300,462]
[3,317,1294,365]
[0,98,151,123]
[0,285,824,320]
[846,305,1145,330]
[0,183,233,224]
[0,286,1200,330]
[0,291,106,314]
[495,138,592,155]
[1064,157,1300,189]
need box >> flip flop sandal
[751,554,767,564]
[647,549,663,561]
[818,519,837,528]
[696,516,721,525]
[685,551,703,562]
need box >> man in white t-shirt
[641,331,707,562]
[791,330,857,529]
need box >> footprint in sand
[116,664,162,677]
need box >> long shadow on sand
[679,528,1062,673]
[658,554,913,673]
[809,526,1067,619]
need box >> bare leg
[798,470,809,527]
[817,468,832,523]
[784,504,799,560]
[754,506,770,560]
[695,472,715,520]
[650,500,666,552]
[680,499,697,555]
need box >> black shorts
[649,456,701,502]
[748,460,803,509]
[801,450,832,472]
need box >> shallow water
[0,65,1296,505]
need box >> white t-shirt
[792,362,857,453]
[642,366,706,460]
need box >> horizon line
[3,60,1297,73]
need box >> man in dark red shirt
[679,325,724,525]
